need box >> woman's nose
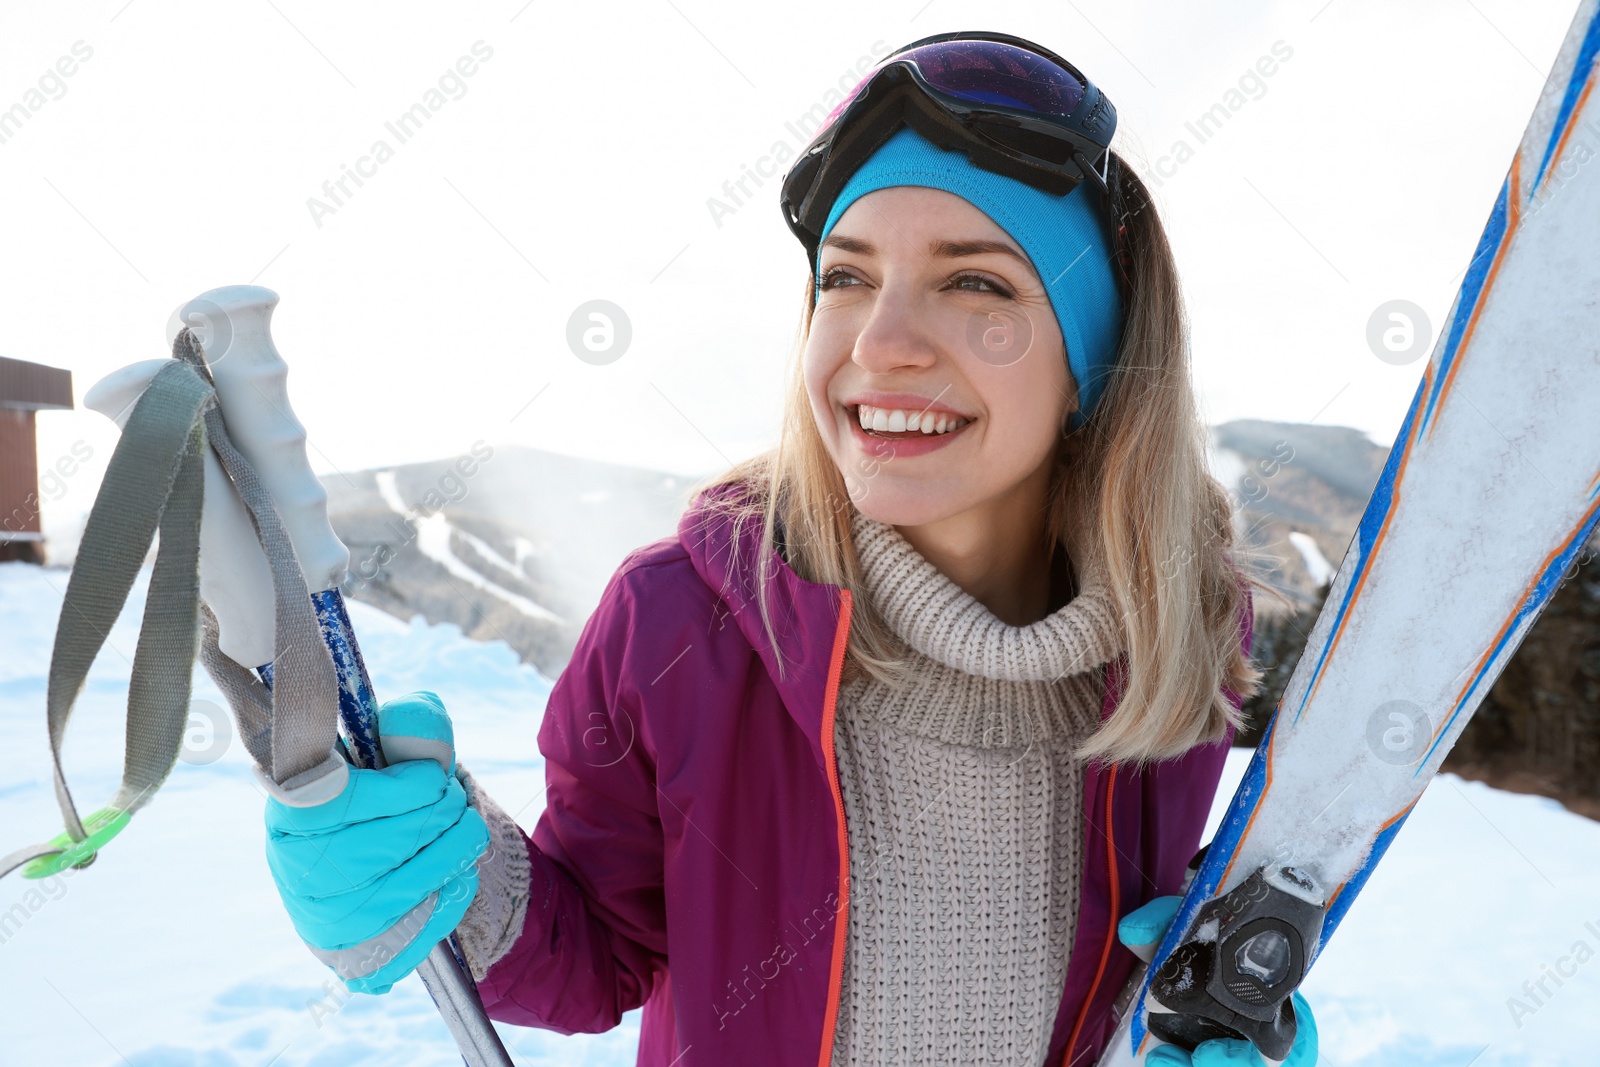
[850,283,939,373]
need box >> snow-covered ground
[3,560,1597,1065]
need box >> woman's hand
[263,691,489,994]
[1118,896,1319,1067]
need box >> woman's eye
[818,267,857,291]
[818,267,1012,296]
[951,273,1012,297]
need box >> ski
[1100,1,1600,1060]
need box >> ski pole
[176,285,516,1067]
[281,589,515,1067]
[91,285,515,1067]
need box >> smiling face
[804,186,1076,529]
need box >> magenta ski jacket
[476,487,1253,1067]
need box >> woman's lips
[845,406,974,458]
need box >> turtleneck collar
[849,505,1123,683]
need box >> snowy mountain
[319,421,1390,675]
[320,444,696,678]
[1207,418,1392,615]
[2,562,1596,1065]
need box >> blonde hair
[685,151,1266,765]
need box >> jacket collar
[678,484,845,772]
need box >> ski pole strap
[0,351,211,880]
[193,398,344,798]
[0,330,344,881]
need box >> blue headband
[816,125,1125,429]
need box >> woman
[262,32,1313,1067]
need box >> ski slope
[373,468,564,626]
[2,561,1597,1065]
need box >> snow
[1206,445,1248,497]
[0,562,623,1066]
[3,560,1598,1065]
[1287,531,1336,588]
[374,470,563,625]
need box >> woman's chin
[846,489,974,530]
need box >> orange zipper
[815,588,854,1067]
[1062,766,1119,1066]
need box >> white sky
[0,0,1579,537]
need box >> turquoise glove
[264,691,489,995]
[1118,896,1319,1067]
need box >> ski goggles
[779,31,1119,270]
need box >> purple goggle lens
[819,39,1089,137]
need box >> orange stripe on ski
[1218,727,1276,892]
[1322,797,1420,918]
[1377,796,1419,834]
[1427,154,1521,444]
[1542,77,1597,190]
[1432,492,1600,746]
[1302,362,1432,714]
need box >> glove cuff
[453,763,533,983]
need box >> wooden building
[0,356,74,563]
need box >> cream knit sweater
[829,506,1124,1067]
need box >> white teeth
[856,404,969,436]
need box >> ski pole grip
[83,359,279,668]
[166,285,350,597]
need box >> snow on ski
[1102,0,1600,1060]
